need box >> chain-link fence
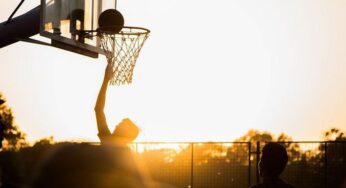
[130,141,346,188]
[326,141,346,188]
[258,142,326,188]
[0,141,344,188]
[255,141,346,188]
[131,142,251,188]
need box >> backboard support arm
[6,0,26,25]
[17,37,99,58]
[17,37,51,46]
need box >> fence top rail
[87,141,251,145]
[265,141,346,144]
[133,141,251,144]
[86,141,346,145]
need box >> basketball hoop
[79,8,150,85]
[98,26,150,85]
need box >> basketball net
[99,26,150,85]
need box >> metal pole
[248,142,251,187]
[190,143,194,188]
[6,0,26,24]
[91,0,94,30]
[0,6,41,48]
[0,99,5,149]
[324,142,328,188]
[256,141,260,184]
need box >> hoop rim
[98,26,151,36]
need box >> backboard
[40,0,116,58]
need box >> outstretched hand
[104,64,114,81]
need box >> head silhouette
[112,118,139,144]
[259,143,288,178]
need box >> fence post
[324,142,327,188]
[256,141,260,184]
[190,143,194,188]
[248,142,251,187]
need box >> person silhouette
[250,143,296,188]
[32,65,148,188]
[94,64,139,146]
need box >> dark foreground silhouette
[31,143,150,188]
[250,142,296,188]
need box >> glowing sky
[1,0,346,143]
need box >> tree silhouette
[277,133,300,161]
[323,127,346,141]
[0,93,27,150]
[33,136,54,147]
[233,129,273,152]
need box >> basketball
[98,9,124,34]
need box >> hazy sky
[1,0,346,143]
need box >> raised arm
[94,65,113,139]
